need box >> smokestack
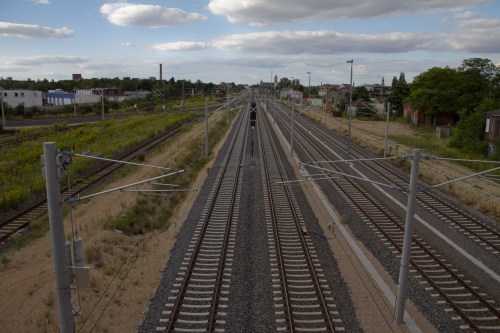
[160,63,163,81]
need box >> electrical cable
[77,242,141,333]
[88,243,140,333]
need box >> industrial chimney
[160,63,163,81]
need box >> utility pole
[42,142,75,333]
[205,96,208,158]
[307,71,311,98]
[384,102,390,158]
[182,81,185,112]
[100,88,105,121]
[347,59,353,158]
[395,149,420,324]
[226,86,229,124]
[290,98,295,157]
[0,87,5,128]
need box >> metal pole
[101,89,105,120]
[395,149,420,324]
[324,101,327,127]
[205,96,208,158]
[307,71,311,98]
[226,88,229,124]
[1,87,5,128]
[43,142,75,333]
[182,81,185,112]
[290,98,295,157]
[347,59,353,158]
[384,102,390,158]
[273,94,276,125]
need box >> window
[14,92,18,97]
[21,92,25,97]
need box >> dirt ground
[0,106,497,333]
[0,110,230,333]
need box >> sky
[1,0,499,86]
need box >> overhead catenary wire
[66,170,185,203]
[72,152,173,171]
[431,165,500,189]
[301,162,401,190]
[309,156,399,164]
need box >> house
[279,88,303,100]
[485,109,500,156]
[1,89,43,108]
[403,104,455,126]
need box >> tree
[456,58,499,116]
[459,57,498,80]
[277,77,291,89]
[406,67,460,120]
[389,72,409,115]
[352,86,370,102]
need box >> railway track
[156,103,248,332]
[0,125,83,150]
[299,113,500,256]
[0,125,182,243]
[258,101,344,332]
[269,99,500,332]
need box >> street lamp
[347,59,353,158]
[101,88,105,120]
[0,87,5,128]
[307,71,311,98]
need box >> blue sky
[1,0,499,86]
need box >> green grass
[389,127,499,176]
[103,110,236,235]
[0,112,195,212]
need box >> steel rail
[271,99,500,332]
[165,103,248,332]
[259,99,337,332]
[301,114,500,254]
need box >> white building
[1,89,43,108]
[44,89,75,106]
[279,88,303,100]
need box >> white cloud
[0,55,88,66]
[448,11,500,53]
[212,30,440,54]
[0,22,73,38]
[207,0,492,25]
[100,3,206,28]
[33,0,50,4]
[150,41,209,51]
[121,42,134,47]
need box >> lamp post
[101,88,105,120]
[0,87,5,128]
[347,59,353,158]
[307,71,311,98]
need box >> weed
[44,291,55,307]
[86,244,104,268]
[0,256,9,265]
[11,234,25,248]
[104,265,118,276]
